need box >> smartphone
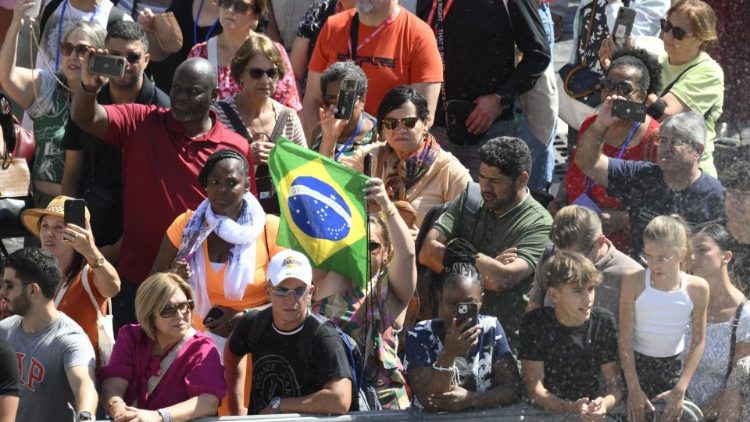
[88,54,127,79]
[613,7,636,48]
[203,307,225,325]
[334,78,359,120]
[64,199,86,228]
[612,99,647,123]
[363,153,372,177]
[456,302,478,327]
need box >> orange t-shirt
[57,268,107,363]
[166,211,284,330]
[308,7,443,115]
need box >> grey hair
[660,111,707,147]
[62,21,107,49]
[320,61,368,100]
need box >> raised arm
[71,50,112,140]
[574,98,623,189]
[302,70,324,142]
[64,220,120,298]
[0,1,44,109]
[411,82,440,128]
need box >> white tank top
[634,269,694,358]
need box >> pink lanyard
[426,0,455,29]
[348,6,400,56]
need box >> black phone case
[613,7,636,47]
[88,55,127,79]
[64,199,86,227]
[612,99,647,122]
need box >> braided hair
[440,238,481,291]
[198,149,250,188]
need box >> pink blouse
[189,39,302,111]
[99,324,226,410]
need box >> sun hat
[20,195,90,237]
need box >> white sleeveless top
[634,270,694,357]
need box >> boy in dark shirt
[519,250,623,418]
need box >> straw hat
[21,195,91,237]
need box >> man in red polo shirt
[71,56,255,332]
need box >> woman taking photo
[551,48,661,254]
[618,215,709,422]
[687,224,749,420]
[21,196,120,364]
[0,6,105,209]
[405,239,519,412]
[188,0,300,109]
[342,86,470,227]
[312,177,417,409]
[100,272,226,421]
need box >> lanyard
[584,122,640,193]
[193,0,220,45]
[348,6,400,58]
[426,0,455,29]
[334,116,365,161]
[55,0,101,71]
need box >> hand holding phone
[335,79,359,120]
[456,302,479,327]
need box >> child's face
[550,281,596,326]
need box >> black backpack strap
[349,12,359,60]
[217,101,253,143]
[458,182,482,241]
[107,4,125,30]
[39,0,66,39]
[726,300,746,380]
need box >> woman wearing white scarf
[152,149,284,341]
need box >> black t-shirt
[228,312,352,415]
[0,340,19,396]
[519,307,618,401]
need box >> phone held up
[335,78,360,120]
[456,302,478,328]
[64,199,86,228]
[613,7,636,48]
[611,99,647,123]
[88,54,127,79]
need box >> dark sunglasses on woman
[660,18,692,41]
[248,67,280,80]
[60,43,90,57]
[381,117,419,130]
[218,0,255,14]
[159,300,195,318]
[600,78,636,96]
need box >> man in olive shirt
[419,137,552,352]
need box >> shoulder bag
[0,97,34,241]
[81,267,116,366]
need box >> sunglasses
[639,253,677,265]
[108,51,142,64]
[369,241,382,253]
[658,136,695,149]
[218,0,255,13]
[159,300,194,318]
[271,286,309,298]
[600,78,636,96]
[381,117,420,130]
[248,67,280,80]
[60,43,90,57]
[660,18,693,41]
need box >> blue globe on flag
[288,176,352,241]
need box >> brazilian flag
[269,138,369,289]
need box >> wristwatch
[76,411,94,421]
[270,397,282,413]
[90,255,106,269]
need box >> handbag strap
[349,12,360,60]
[217,101,253,143]
[660,61,707,97]
[726,300,746,380]
[269,108,291,143]
[147,329,194,395]
[81,265,111,320]
[580,0,600,65]
[434,0,451,132]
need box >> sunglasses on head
[60,43,90,57]
[108,51,142,64]
[218,0,255,13]
[600,78,636,96]
[660,18,693,41]
[271,286,309,298]
[159,300,194,318]
[248,67,280,80]
[381,117,419,130]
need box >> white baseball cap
[267,250,312,287]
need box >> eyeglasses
[108,51,142,64]
[600,78,636,96]
[660,18,693,41]
[247,67,280,80]
[60,43,90,57]
[381,117,420,130]
[159,300,194,318]
[369,241,382,253]
[271,286,309,298]
[659,137,695,150]
[639,252,677,265]
[218,0,255,14]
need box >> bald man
[72,56,255,331]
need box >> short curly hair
[609,47,662,95]
[230,34,285,82]
[478,137,531,179]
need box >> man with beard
[419,137,553,352]
[576,107,725,260]
[0,248,97,422]
[62,21,169,255]
[71,56,254,332]
[302,0,443,141]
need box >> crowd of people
[0,0,750,421]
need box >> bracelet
[378,204,397,221]
[646,97,666,119]
[79,80,102,95]
[157,408,172,422]
[432,361,456,372]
